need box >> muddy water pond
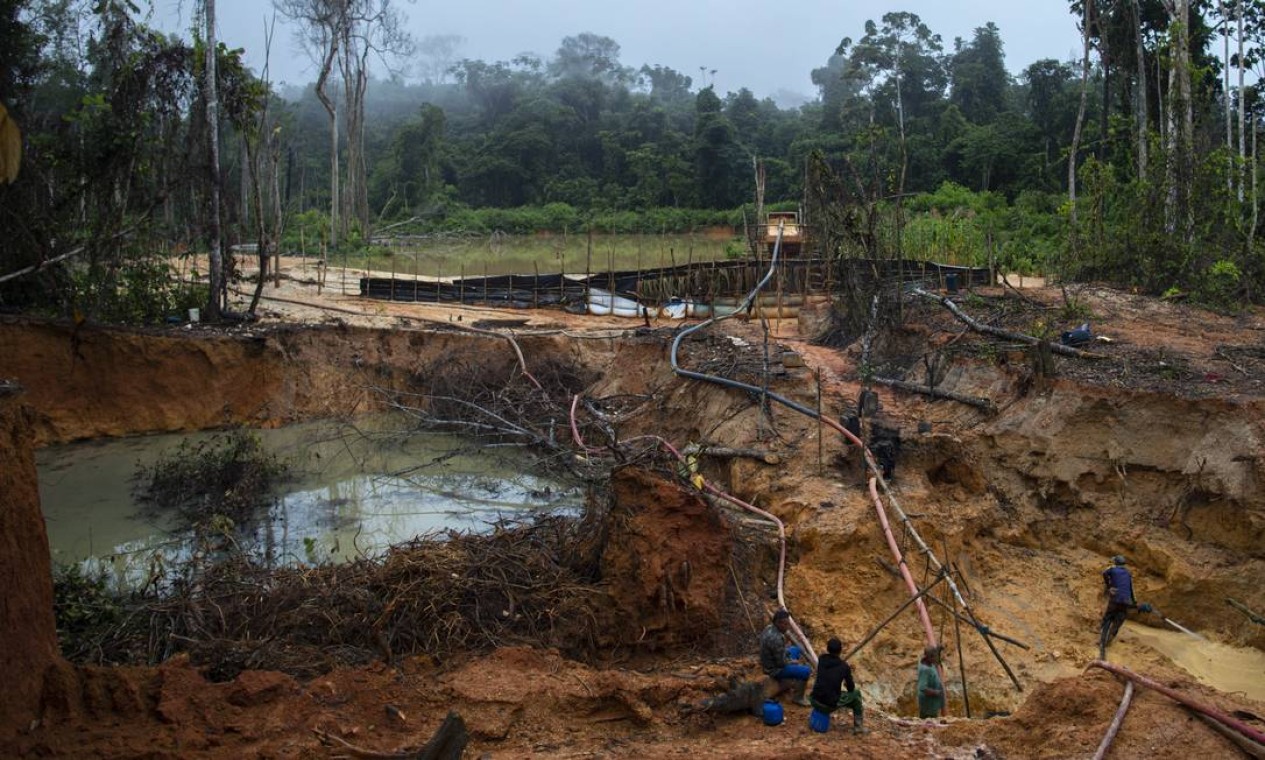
[37,418,582,589]
[1119,624,1265,704]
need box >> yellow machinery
[759,211,804,257]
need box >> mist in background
[153,0,1083,104]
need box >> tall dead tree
[276,0,343,247]
[1069,0,1093,239]
[203,0,225,320]
[275,0,409,247]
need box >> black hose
[668,223,832,426]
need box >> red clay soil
[0,390,59,736]
[3,269,1265,758]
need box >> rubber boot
[791,680,811,707]
[852,713,869,735]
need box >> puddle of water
[1118,624,1265,703]
[37,417,582,588]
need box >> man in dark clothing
[870,424,901,481]
[809,637,866,734]
[759,609,812,706]
[1099,555,1136,659]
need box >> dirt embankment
[3,283,1265,757]
[0,388,59,736]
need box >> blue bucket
[809,708,831,733]
[762,700,784,726]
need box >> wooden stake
[947,547,971,719]
[816,368,823,476]
[845,573,948,662]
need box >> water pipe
[567,394,819,667]
[664,223,940,651]
[1091,681,1134,760]
[1089,660,1265,747]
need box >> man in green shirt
[916,644,944,719]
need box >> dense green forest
[3,0,1265,322]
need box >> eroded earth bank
[2,282,1264,758]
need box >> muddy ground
[1,259,1264,758]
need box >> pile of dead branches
[71,513,611,681]
[386,352,604,477]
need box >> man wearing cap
[1100,555,1136,658]
[916,644,945,719]
[759,609,812,707]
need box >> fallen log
[1088,661,1265,747]
[1091,681,1134,760]
[913,288,1104,360]
[872,375,995,412]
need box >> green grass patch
[330,233,742,278]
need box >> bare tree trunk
[1163,0,1194,240]
[204,0,224,320]
[1131,0,1149,181]
[1223,2,1233,194]
[1069,0,1093,242]
[1238,2,1246,202]
[1251,115,1258,253]
[340,36,371,240]
[314,31,340,249]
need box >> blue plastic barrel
[945,272,960,293]
[762,700,784,726]
[809,708,831,733]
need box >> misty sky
[154,0,1084,102]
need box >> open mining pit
[1,279,1264,758]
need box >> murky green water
[37,417,582,589]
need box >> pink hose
[868,477,939,649]
[1089,660,1265,746]
[569,395,819,664]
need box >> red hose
[569,394,819,666]
[1089,660,1265,746]
[868,477,938,649]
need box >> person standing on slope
[916,645,945,719]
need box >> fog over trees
[4,2,1265,316]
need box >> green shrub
[134,430,290,528]
[1199,259,1242,310]
[67,255,207,326]
[53,563,123,660]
